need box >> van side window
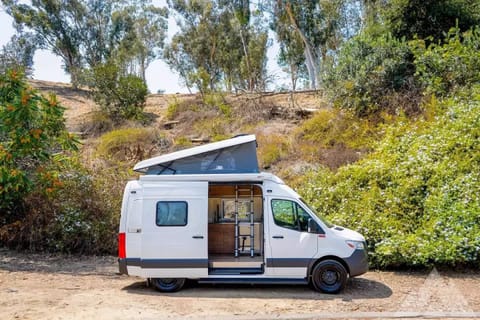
[271,199,310,232]
[156,201,188,226]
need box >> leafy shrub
[80,110,115,137]
[174,136,193,148]
[323,32,416,116]
[412,27,480,96]
[96,127,170,163]
[204,92,232,118]
[0,69,78,222]
[257,134,291,169]
[298,91,480,268]
[0,156,123,254]
[297,108,382,150]
[89,62,148,122]
[166,98,180,120]
[0,71,118,254]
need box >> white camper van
[118,135,367,294]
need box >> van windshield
[299,198,334,228]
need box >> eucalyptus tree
[0,34,36,76]
[271,0,364,90]
[164,0,268,93]
[2,0,168,86]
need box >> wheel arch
[307,255,350,280]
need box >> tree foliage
[164,0,268,93]
[323,32,416,115]
[323,0,480,115]
[2,0,168,86]
[412,26,480,96]
[379,0,480,42]
[0,34,37,76]
[271,0,364,90]
[0,69,78,221]
[89,62,148,122]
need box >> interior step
[208,267,264,275]
[209,255,264,268]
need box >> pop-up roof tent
[133,134,259,175]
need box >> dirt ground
[1,249,479,320]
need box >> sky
[0,3,286,94]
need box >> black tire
[152,278,186,292]
[311,259,348,294]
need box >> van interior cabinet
[208,223,262,255]
[208,223,235,254]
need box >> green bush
[90,62,148,122]
[323,32,416,116]
[412,27,480,96]
[0,70,118,254]
[257,134,290,169]
[297,108,382,150]
[298,91,480,268]
[0,155,123,254]
[0,69,78,222]
[96,127,170,163]
[203,92,232,118]
[166,98,180,120]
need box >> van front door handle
[272,235,284,239]
[192,235,204,239]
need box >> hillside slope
[30,79,323,132]
[30,80,360,174]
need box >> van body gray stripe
[126,258,313,269]
[266,258,312,268]
[125,258,208,268]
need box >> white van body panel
[119,173,368,282]
[120,180,208,278]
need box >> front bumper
[344,249,368,277]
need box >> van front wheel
[152,278,186,292]
[311,260,347,294]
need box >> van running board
[208,267,263,275]
[198,278,308,285]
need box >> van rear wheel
[152,278,186,292]
[311,260,347,294]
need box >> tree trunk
[285,2,318,90]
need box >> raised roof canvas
[133,135,259,175]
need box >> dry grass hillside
[30,79,323,130]
[29,79,364,176]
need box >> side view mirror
[308,218,318,233]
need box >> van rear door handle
[272,235,284,239]
[192,235,204,239]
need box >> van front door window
[271,199,310,232]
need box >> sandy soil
[1,249,479,320]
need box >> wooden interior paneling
[208,223,235,254]
[208,223,263,255]
[208,184,262,197]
